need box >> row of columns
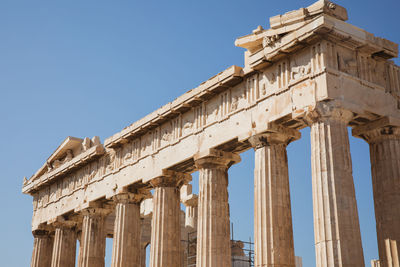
[31,105,399,267]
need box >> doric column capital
[359,126,400,143]
[304,102,353,125]
[352,117,400,144]
[32,229,52,237]
[150,170,191,188]
[112,191,149,204]
[32,223,55,235]
[183,194,198,207]
[194,148,241,169]
[248,124,300,149]
[49,216,78,229]
[31,228,54,267]
[80,206,112,217]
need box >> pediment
[27,136,101,184]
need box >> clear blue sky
[1,0,399,266]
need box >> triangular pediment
[27,136,101,184]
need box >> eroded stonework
[24,1,400,266]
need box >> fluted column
[185,199,198,231]
[194,149,241,267]
[385,239,399,267]
[149,171,189,267]
[51,223,77,267]
[353,120,400,267]
[181,184,198,231]
[31,230,54,267]
[140,216,151,267]
[111,192,143,267]
[249,126,300,267]
[307,103,364,267]
[78,207,110,267]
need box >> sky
[0,0,399,266]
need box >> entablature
[236,1,398,71]
[104,65,244,149]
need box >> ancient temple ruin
[23,1,400,266]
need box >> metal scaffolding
[184,231,254,267]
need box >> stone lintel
[194,148,241,170]
[352,116,400,142]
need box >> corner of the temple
[235,0,348,71]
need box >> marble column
[78,207,109,267]
[249,126,300,267]
[353,121,400,266]
[307,104,364,267]
[184,198,198,231]
[140,216,151,267]
[51,224,77,267]
[31,230,54,267]
[111,193,142,267]
[194,149,241,267]
[149,171,189,267]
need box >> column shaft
[78,210,107,267]
[310,116,364,266]
[149,183,181,267]
[195,150,240,267]
[51,227,77,267]
[197,167,231,267]
[368,133,400,266]
[185,204,198,231]
[31,231,53,267]
[111,197,141,267]
[254,143,295,267]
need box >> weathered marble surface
[24,1,400,266]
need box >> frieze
[26,41,394,201]
[31,148,119,211]
[194,103,206,130]
[28,55,303,204]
